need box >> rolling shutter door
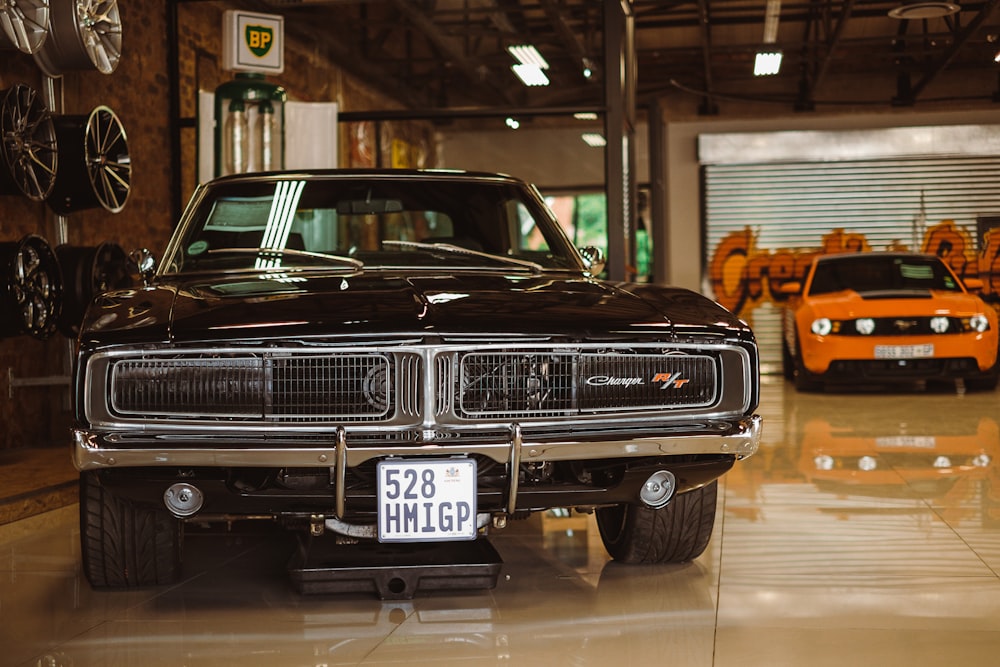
[704,156,1000,373]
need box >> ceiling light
[763,0,781,43]
[505,117,520,129]
[995,49,1000,63]
[888,2,960,20]
[754,51,783,76]
[512,64,550,86]
[582,133,606,147]
[574,112,599,120]
[507,45,549,69]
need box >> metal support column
[603,0,637,282]
[647,97,668,285]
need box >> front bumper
[800,332,998,376]
[73,415,762,471]
[73,415,762,517]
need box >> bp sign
[223,10,284,74]
[246,25,274,57]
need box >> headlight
[930,316,950,334]
[932,456,952,469]
[858,456,878,471]
[855,318,875,335]
[811,318,833,336]
[814,455,835,471]
[972,453,992,468]
[968,314,989,332]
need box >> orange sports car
[780,252,999,391]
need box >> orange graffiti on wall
[709,221,996,316]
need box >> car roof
[207,168,524,186]
[814,251,941,263]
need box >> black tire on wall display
[55,242,131,337]
[0,234,63,340]
[0,84,57,202]
[0,0,51,54]
[32,0,121,76]
[47,106,130,214]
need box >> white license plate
[377,458,477,543]
[874,344,934,360]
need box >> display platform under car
[72,169,762,592]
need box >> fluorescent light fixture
[512,64,550,86]
[754,51,783,76]
[507,44,549,69]
[574,112,599,120]
[763,0,782,43]
[582,133,606,147]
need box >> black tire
[595,480,717,564]
[79,471,181,588]
[966,375,999,392]
[781,341,794,380]
[792,343,823,392]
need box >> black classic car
[72,169,762,588]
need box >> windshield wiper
[205,247,364,269]
[381,240,542,274]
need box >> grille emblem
[586,375,645,387]
[652,372,691,389]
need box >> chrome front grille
[96,343,740,427]
[270,355,392,420]
[110,353,417,422]
[456,351,717,418]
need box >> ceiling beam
[908,0,1000,101]
[388,0,517,106]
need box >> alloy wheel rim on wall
[0,84,57,202]
[0,234,63,339]
[0,0,50,54]
[32,0,121,77]
[54,241,130,337]
[48,105,130,213]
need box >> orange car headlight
[966,314,990,333]
[854,318,875,335]
[810,318,833,336]
[930,316,950,333]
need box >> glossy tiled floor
[4,376,1000,666]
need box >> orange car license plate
[874,344,934,360]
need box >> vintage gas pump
[212,10,287,177]
[214,73,286,177]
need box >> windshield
[807,255,963,296]
[161,175,585,275]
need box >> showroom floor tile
[2,377,1000,666]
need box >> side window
[507,200,549,252]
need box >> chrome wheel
[49,105,130,213]
[0,84,57,202]
[0,0,50,54]
[0,234,62,339]
[33,0,121,76]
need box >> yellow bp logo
[245,25,274,57]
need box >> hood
[79,271,736,343]
[807,288,992,320]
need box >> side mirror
[778,281,802,295]
[129,248,157,287]
[579,246,606,276]
[963,277,984,291]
